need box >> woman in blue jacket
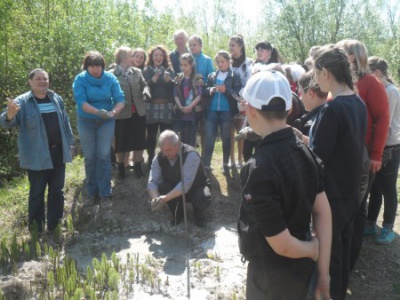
[0,68,75,233]
[73,51,125,208]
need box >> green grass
[0,140,225,239]
[0,175,29,239]
[1,144,400,299]
[0,156,86,240]
[1,145,400,239]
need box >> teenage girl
[228,35,253,169]
[253,41,284,65]
[173,53,203,147]
[311,45,367,300]
[203,50,242,175]
[132,48,147,71]
[188,35,214,157]
[366,56,400,245]
[336,39,390,272]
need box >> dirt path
[67,166,247,299]
[66,164,400,299]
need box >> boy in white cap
[237,70,332,299]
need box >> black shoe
[134,162,144,178]
[222,164,230,176]
[117,162,125,179]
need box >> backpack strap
[298,139,324,179]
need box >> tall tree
[257,0,388,64]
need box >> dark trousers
[146,122,172,162]
[173,119,198,148]
[368,145,400,228]
[158,180,211,222]
[246,256,314,300]
[27,144,65,232]
[329,197,358,300]
[350,170,375,271]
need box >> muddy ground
[65,161,400,300]
[1,157,399,299]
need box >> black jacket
[238,128,323,261]
[310,94,367,199]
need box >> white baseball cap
[240,70,292,111]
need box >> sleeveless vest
[157,144,208,190]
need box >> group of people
[235,40,399,299]
[1,27,399,300]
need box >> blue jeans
[368,145,400,228]
[28,144,65,232]
[77,117,115,198]
[203,110,232,167]
[174,119,198,147]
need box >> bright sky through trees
[137,0,265,22]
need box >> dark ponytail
[269,47,283,64]
[255,41,284,64]
[314,45,356,91]
[230,34,246,59]
[368,56,395,84]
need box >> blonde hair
[114,46,133,65]
[336,39,369,78]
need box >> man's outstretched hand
[151,197,166,212]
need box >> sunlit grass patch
[0,176,29,239]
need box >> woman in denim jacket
[0,68,75,233]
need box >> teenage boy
[237,70,332,300]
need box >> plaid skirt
[145,102,174,124]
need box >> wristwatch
[112,109,117,115]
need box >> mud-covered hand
[151,196,166,212]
